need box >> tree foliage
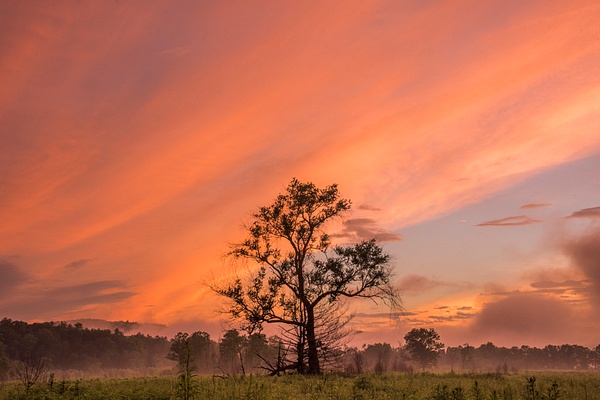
[404,328,444,370]
[214,178,400,374]
[219,329,247,374]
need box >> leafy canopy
[216,178,398,333]
[214,179,400,374]
[404,328,444,370]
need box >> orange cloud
[1,0,600,334]
[0,260,28,294]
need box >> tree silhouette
[188,331,217,373]
[17,356,47,394]
[214,179,400,374]
[404,328,444,371]
[363,342,393,374]
[219,329,246,374]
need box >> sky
[1,0,600,348]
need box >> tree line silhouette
[0,318,170,378]
[1,318,599,381]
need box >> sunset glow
[1,1,599,348]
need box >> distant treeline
[0,318,172,378]
[1,318,599,380]
[345,342,600,374]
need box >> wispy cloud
[64,259,94,270]
[428,311,474,323]
[564,206,600,219]
[476,215,541,226]
[397,275,474,293]
[529,279,590,296]
[354,311,418,319]
[520,203,552,209]
[397,275,444,292]
[530,279,586,289]
[358,204,382,212]
[333,218,402,242]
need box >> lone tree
[214,178,400,374]
[403,328,444,371]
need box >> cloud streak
[520,203,551,209]
[333,218,402,242]
[397,275,447,293]
[64,259,93,270]
[564,206,600,219]
[476,215,541,226]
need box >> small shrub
[16,357,47,394]
[472,380,483,400]
[430,384,450,400]
[524,376,540,400]
[546,381,561,400]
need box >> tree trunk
[296,329,305,374]
[306,307,321,374]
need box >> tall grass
[0,371,598,400]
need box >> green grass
[1,371,599,399]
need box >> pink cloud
[469,292,574,346]
[397,275,446,293]
[333,218,402,242]
[563,226,600,299]
[520,203,552,209]
[564,206,600,219]
[476,215,541,226]
[529,279,589,296]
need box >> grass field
[1,371,599,400]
